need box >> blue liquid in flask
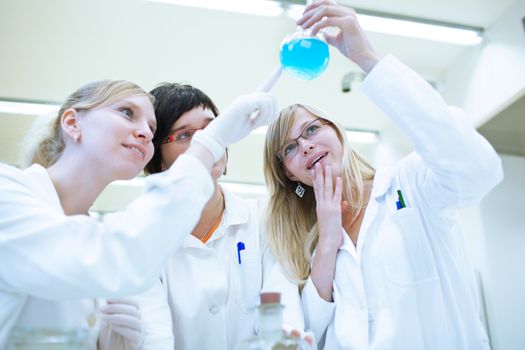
[280,36,330,80]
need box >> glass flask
[235,292,313,350]
[7,328,92,350]
[279,1,330,80]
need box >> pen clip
[237,242,245,264]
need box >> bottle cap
[260,292,281,304]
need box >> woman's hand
[99,298,145,349]
[309,163,343,302]
[297,0,380,73]
[312,163,343,252]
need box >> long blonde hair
[263,104,375,285]
[22,80,154,168]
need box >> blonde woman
[0,79,276,349]
[263,2,502,349]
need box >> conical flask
[280,1,330,80]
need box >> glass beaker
[279,1,330,80]
[7,328,93,350]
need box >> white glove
[99,299,145,349]
[192,92,277,161]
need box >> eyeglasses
[161,127,205,145]
[276,118,331,162]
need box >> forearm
[310,243,338,302]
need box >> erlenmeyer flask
[280,1,330,80]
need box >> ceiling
[0,0,522,202]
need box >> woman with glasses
[0,79,276,349]
[99,83,305,350]
[263,2,502,349]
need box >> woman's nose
[135,121,154,142]
[299,139,315,155]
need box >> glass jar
[235,292,313,350]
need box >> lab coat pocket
[233,257,262,314]
[334,302,368,349]
[382,208,439,287]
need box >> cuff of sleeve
[146,153,213,198]
[302,276,335,340]
[191,130,225,162]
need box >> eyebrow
[169,117,214,134]
[117,100,157,128]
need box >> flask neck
[258,303,284,339]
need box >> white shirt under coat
[0,154,213,349]
[301,55,503,350]
[101,188,304,350]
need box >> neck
[47,151,112,215]
[191,184,224,240]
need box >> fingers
[101,302,140,318]
[297,3,356,36]
[247,93,278,128]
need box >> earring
[295,182,305,198]
[73,134,80,143]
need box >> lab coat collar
[220,186,250,227]
[370,165,395,201]
[181,186,250,248]
[24,164,64,213]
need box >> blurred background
[0,0,524,348]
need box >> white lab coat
[100,188,305,350]
[301,55,503,350]
[0,154,213,349]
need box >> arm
[360,57,503,208]
[0,155,212,299]
[300,1,502,207]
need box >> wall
[443,0,525,127]
[460,154,525,349]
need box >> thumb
[323,32,338,48]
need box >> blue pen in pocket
[237,242,245,264]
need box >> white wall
[443,0,525,127]
[460,154,525,350]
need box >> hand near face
[297,0,380,73]
[311,163,343,251]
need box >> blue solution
[280,37,330,80]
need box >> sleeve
[0,154,213,299]
[360,55,503,208]
[301,276,335,346]
[97,276,174,350]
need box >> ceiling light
[0,100,60,116]
[146,0,282,17]
[346,129,379,144]
[283,3,483,46]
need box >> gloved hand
[283,324,317,350]
[192,92,277,161]
[99,298,145,349]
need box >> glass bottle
[279,0,330,80]
[235,292,312,350]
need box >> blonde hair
[263,104,375,285]
[22,80,154,168]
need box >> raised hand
[297,0,379,73]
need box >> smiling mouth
[307,153,328,170]
[124,145,145,160]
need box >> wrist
[191,130,225,162]
[353,52,380,73]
